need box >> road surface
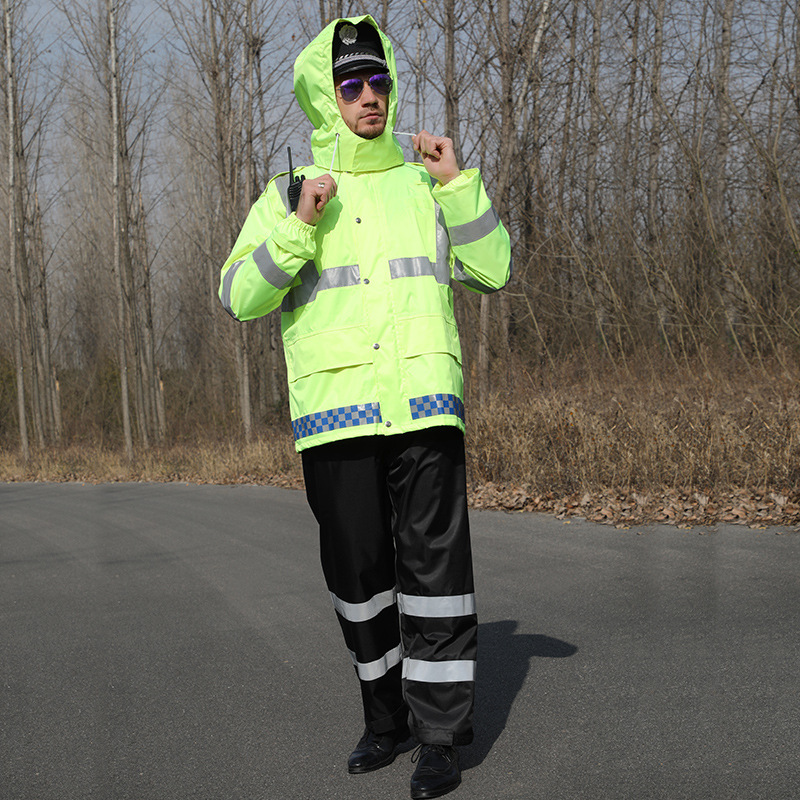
[1,483,798,799]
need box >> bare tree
[2,0,60,456]
[58,0,164,456]
[159,0,295,438]
[4,0,800,452]
[3,0,28,457]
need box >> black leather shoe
[409,744,461,799]
[347,727,412,774]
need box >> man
[219,15,510,799]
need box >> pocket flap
[286,327,372,381]
[398,315,461,362]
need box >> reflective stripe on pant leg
[386,426,477,746]
[301,436,408,734]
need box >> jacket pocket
[397,315,462,364]
[285,326,372,382]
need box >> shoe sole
[348,737,415,775]
[410,777,461,799]
[348,750,398,774]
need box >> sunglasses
[337,73,393,103]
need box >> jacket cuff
[432,168,487,228]
[431,169,474,194]
[270,212,317,260]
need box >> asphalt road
[1,483,798,800]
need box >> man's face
[334,69,389,139]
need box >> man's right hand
[296,174,337,226]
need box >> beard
[356,116,386,140]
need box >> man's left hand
[412,131,460,185]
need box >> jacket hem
[293,415,465,453]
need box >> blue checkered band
[409,394,465,422]
[292,402,382,441]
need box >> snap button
[363,278,370,284]
[355,217,361,223]
[373,343,380,350]
[385,421,392,428]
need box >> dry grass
[468,382,800,493]
[465,356,800,526]
[0,436,302,488]
[2,357,799,527]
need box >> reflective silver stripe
[447,206,500,247]
[282,260,316,312]
[220,260,244,319]
[453,258,499,294]
[434,206,451,283]
[281,262,360,312]
[402,658,476,683]
[331,588,397,623]
[350,644,403,682]
[274,173,291,216]
[389,256,432,279]
[253,241,294,289]
[397,593,476,618]
[389,185,449,285]
[390,256,449,286]
[320,264,361,291]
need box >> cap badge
[339,24,357,45]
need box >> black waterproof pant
[302,426,476,746]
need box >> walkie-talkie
[287,146,304,213]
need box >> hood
[293,15,404,173]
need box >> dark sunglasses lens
[369,74,393,96]
[339,78,363,102]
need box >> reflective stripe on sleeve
[434,206,451,283]
[447,206,500,247]
[452,258,498,294]
[397,593,476,618]
[349,644,403,682]
[274,173,291,217]
[402,658,476,683]
[220,260,244,319]
[330,588,397,623]
[253,241,294,289]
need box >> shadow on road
[466,620,578,769]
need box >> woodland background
[2,0,799,524]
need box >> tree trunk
[443,0,460,164]
[620,0,641,224]
[135,190,164,441]
[586,0,603,244]
[794,0,800,124]
[478,0,515,401]
[31,191,60,441]
[4,0,59,453]
[587,0,608,349]
[108,0,134,460]
[713,0,737,346]
[4,0,29,458]
[713,0,735,227]
[646,0,671,349]
[647,0,665,241]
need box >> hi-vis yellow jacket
[219,15,511,452]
